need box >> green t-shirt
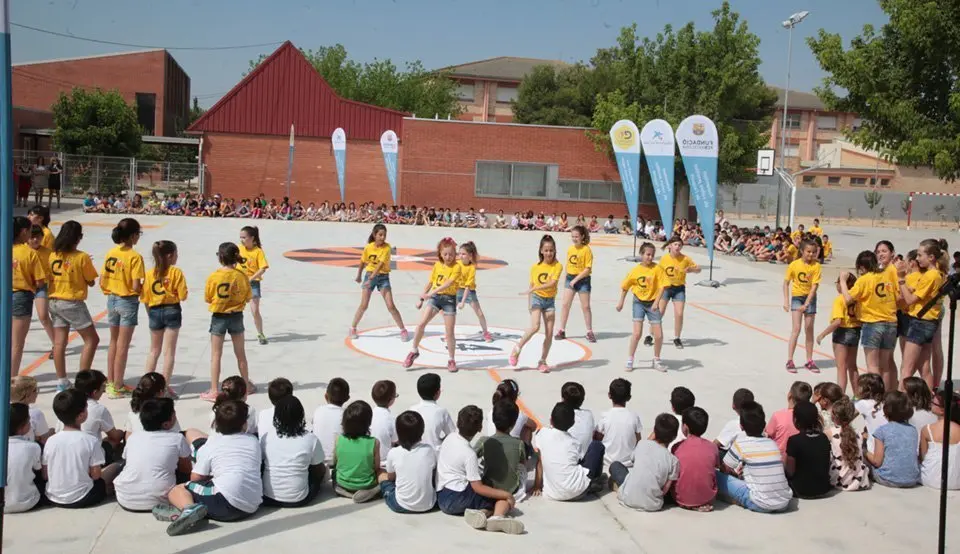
[476,432,526,493]
[335,435,376,490]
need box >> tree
[513,64,613,126]
[247,44,461,118]
[52,88,142,157]
[864,190,883,225]
[808,0,960,181]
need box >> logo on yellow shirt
[797,271,809,284]
[875,283,889,298]
[152,279,167,296]
[569,254,579,266]
[537,272,549,284]
[216,282,231,299]
[105,257,122,273]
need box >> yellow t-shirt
[658,253,697,287]
[428,262,462,296]
[33,246,52,280]
[48,250,98,301]
[621,263,665,302]
[41,226,54,251]
[883,263,899,282]
[565,244,594,276]
[238,245,269,281]
[205,267,252,313]
[100,245,145,297]
[362,242,391,274]
[830,295,860,329]
[809,225,823,237]
[141,266,189,307]
[785,259,822,297]
[823,240,833,258]
[458,261,477,291]
[529,261,563,298]
[849,271,899,323]
[784,243,799,262]
[906,268,943,320]
[12,243,45,293]
[790,230,802,243]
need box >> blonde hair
[11,376,38,403]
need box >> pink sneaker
[447,359,458,373]
[403,351,420,369]
[400,329,410,342]
[805,360,820,374]
[537,361,550,373]
[509,348,519,367]
[482,331,493,343]
[785,360,798,374]
[199,390,218,402]
[586,331,597,343]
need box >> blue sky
[10,0,888,108]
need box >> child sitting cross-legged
[532,402,606,501]
[378,410,438,513]
[671,407,719,511]
[6,403,43,513]
[65,370,124,464]
[313,377,350,466]
[256,377,294,439]
[476,400,530,501]
[784,400,832,498]
[261,395,326,507]
[10,376,53,446]
[609,413,679,512]
[865,391,920,488]
[332,400,382,503]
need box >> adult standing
[16,159,32,207]
[48,156,63,209]
[31,157,49,206]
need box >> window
[802,175,815,184]
[476,162,511,196]
[783,145,800,158]
[817,115,837,130]
[512,164,547,197]
[869,177,876,186]
[851,117,863,131]
[476,162,549,198]
[135,92,156,135]
[880,178,890,187]
[850,177,867,186]
[456,83,475,101]
[558,180,626,202]
[828,176,841,186]
[496,86,518,103]
[785,112,802,130]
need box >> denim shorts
[905,317,939,345]
[791,294,817,315]
[832,327,861,347]
[632,298,662,323]
[662,285,686,302]
[530,295,556,312]
[565,274,592,293]
[107,294,140,327]
[49,299,94,330]
[429,294,457,315]
[34,283,48,299]
[12,290,34,318]
[437,486,494,515]
[896,311,909,337]
[379,480,433,514]
[861,321,897,350]
[250,281,262,299]
[147,304,182,331]
[363,272,391,292]
[210,312,244,337]
[456,289,478,305]
[187,479,250,522]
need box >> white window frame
[456,83,475,102]
[785,112,802,130]
[817,115,837,130]
[495,86,518,104]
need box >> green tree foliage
[808,0,960,180]
[513,64,613,127]
[247,44,461,118]
[52,88,142,157]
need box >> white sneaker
[464,509,487,530]
[653,358,667,372]
[486,515,525,534]
[625,359,634,372]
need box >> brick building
[442,57,567,123]
[13,49,190,139]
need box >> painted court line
[20,310,108,377]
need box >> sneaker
[56,380,71,393]
[537,361,550,373]
[258,334,268,345]
[485,515,525,535]
[353,487,380,503]
[120,384,135,393]
[348,327,359,340]
[555,329,566,340]
[464,509,488,530]
[482,331,493,343]
[643,335,654,347]
[334,485,354,499]
[587,478,605,494]
[785,360,798,374]
[402,351,420,369]
[586,331,597,343]
[673,338,684,349]
[165,386,180,400]
[166,504,208,537]
[447,359,458,373]
[625,359,634,372]
[653,358,667,373]
[400,329,410,342]
[152,503,181,522]
[509,348,519,367]
[804,360,820,374]
[106,384,129,399]
[199,390,219,402]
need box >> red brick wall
[202,133,395,205]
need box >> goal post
[905,191,960,230]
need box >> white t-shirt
[194,433,263,514]
[42,430,105,505]
[261,432,325,503]
[855,399,889,453]
[668,413,687,450]
[55,399,115,439]
[598,407,644,467]
[25,406,49,443]
[910,409,938,434]
[411,400,456,453]
[114,431,191,511]
[386,443,438,512]
[481,409,529,440]
[436,433,481,493]
[257,406,275,439]
[533,427,590,501]
[208,405,258,437]
[5,436,42,513]
[569,408,596,460]
[125,411,182,435]
[715,417,744,450]
[311,404,343,465]
[371,406,397,467]
[604,220,617,231]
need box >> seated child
[370,380,399,469]
[714,388,754,455]
[813,382,843,430]
[313,377,350,465]
[437,405,524,534]
[332,400,381,503]
[167,399,263,536]
[597,378,643,468]
[784,400,832,498]
[262,395,326,507]
[127,373,181,437]
[765,381,812,458]
[208,377,257,436]
[114,398,192,512]
[668,386,696,448]
[11,376,53,445]
[65,370,124,463]
[379,410,438,514]
[562,382,596,461]
[476,400,529,500]
[257,377,294,439]
[482,379,536,443]
[671,407,719,511]
[826,397,871,491]
[533,402,605,501]
[716,401,792,513]
[865,391,920,488]
[855,374,888,454]
[6,404,43,513]
[610,413,679,511]
[410,373,457,452]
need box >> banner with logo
[332,127,346,203]
[676,115,720,261]
[640,119,676,237]
[609,120,642,232]
[380,130,399,204]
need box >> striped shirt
[722,436,792,511]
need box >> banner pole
[1,0,15,531]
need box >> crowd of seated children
[716,223,830,264]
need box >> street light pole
[776,11,809,229]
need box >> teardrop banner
[676,115,719,262]
[380,130,399,204]
[332,127,346,203]
[640,119,676,237]
[609,120,642,244]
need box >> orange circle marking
[284,247,509,271]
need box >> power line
[12,22,282,51]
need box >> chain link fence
[14,150,204,198]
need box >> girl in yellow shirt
[782,240,822,373]
[47,221,100,392]
[556,225,595,343]
[28,225,55,351]
[142,240,188,397]
[456,241,493,342]
[26,205,54,250]
[202,242,254,402]
[510,235,562,373]
[239,226,269,345]
[349,223,408,341]
[101,218,145,398]
[875,239,903,383]
[816,274,861,395]
[11,216,46,377]
[616,243,667,372]
[899,239,947,389]
[404,238,462,372]
[650,236,701,349]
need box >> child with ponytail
[141,241,187,397]
[899,238,947,389]
[11,216,47,376]
[826,397,871,491]
[202,243,254,402]
[349,223,408,341]
[126,372,181,437]
[403,237,462,372]
[101,218,145,398]
[238,226,269,345]
[456,241,493,342]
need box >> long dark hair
[54,221,83,253]
[854,250,880,274]
[27,205,51,227]
[111,218,141,245]
[572,224,590,245]
[831,396,861,468]
[492,379,520,405]
[217,242,244,266]
[538,234,556,263]
[367,223,387,244]
[272,395,307,438]
[152,240,177,282]
[241,226,261,248]
[131,372,166,413]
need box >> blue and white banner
[640,119,676,237]
[380,130,399,204]
[332,127,346,203]
[609,120,641,232]
[676,115,720,261]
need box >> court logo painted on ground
[347,325,591,370]
[284,247,508,271]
